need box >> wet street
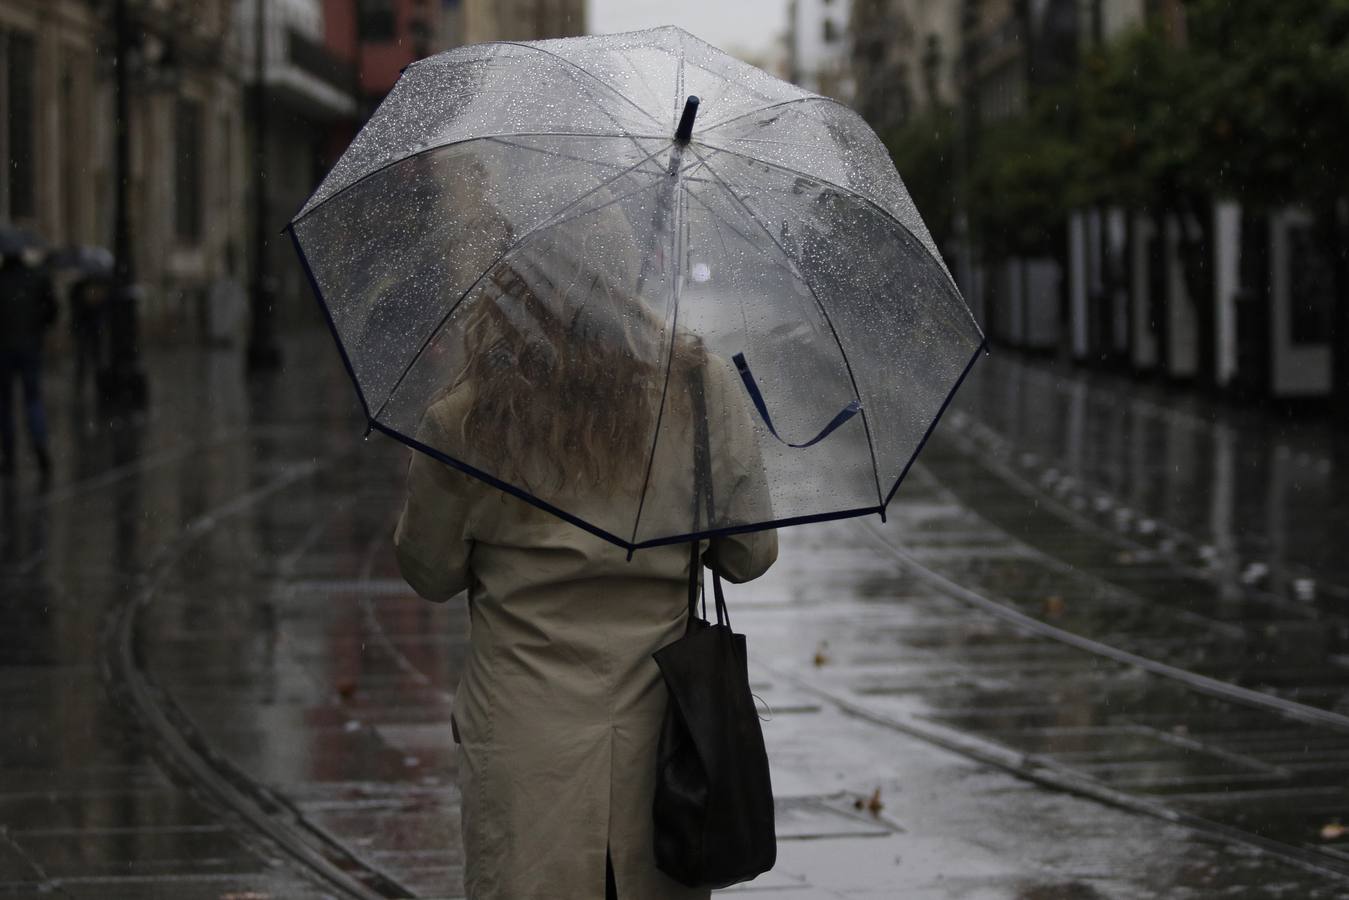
[2,336,1348,899]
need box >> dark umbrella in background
[50,245,114,277]
[0,225,46,259]
[287,26,985,553]
[50,246,116,389]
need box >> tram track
[2,343,418,897]
[97,449,417,899]
[824,454,1349,885]
[350,465,1349,890]
[949,356,1349,605]
[57,372,1349,896]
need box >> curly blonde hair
[446,262,702,497]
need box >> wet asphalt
[1,335,1347,899]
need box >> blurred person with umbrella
[52,244,114,393]
[288,27,983,899]
[0,229,57,485]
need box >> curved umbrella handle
[732,352,861,449]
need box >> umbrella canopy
[288,26,985,552]
[50,244,114,276]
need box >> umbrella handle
[732,352,861,449]
[675,95,700,143]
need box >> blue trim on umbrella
[285,223,373,431]
[628,504,886,550]
[883,337,989,508]
[291,215,987,554]
[369,420,637,548]
[372,419,895,551]
[732,352,861,448]
[364,322,979,554]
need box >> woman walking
[392,222,777,899]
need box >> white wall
[1213,202,1240,387]
[791,0,851,95]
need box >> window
[358,0,397,42]
[4,30,36,219]
[822,18,838,43]
[174,99,203,243]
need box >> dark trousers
[0,349,48,464]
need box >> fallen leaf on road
[854,788,884,816]
[336,679,357,699]
[1043,595,1066,617]
[1321,821,1346,840]
[813,641,830,667]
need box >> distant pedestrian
[69,270,111,391]
[0,248,57,484]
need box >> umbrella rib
[674,32,686,129]
[682,188,806,289]
[694,142,969,305]
[881,339,986,508]
[480,134,668,171]
[696,94,850,134]
[628,150,690,548]
[496,41,665,131]
[368,146,670,423]
[292,132,666,225]
[682,189,759,351]
[614,49,672,130]
[688,146,886,510]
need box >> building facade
[787,0,852,100]
[2,0,588,347]
[850,0,960,136]
[243,0,586,332]
[452,0,585,46]
[239,0,361,332]
[1,0,245,339]
[953,0,1339,403]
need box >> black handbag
[650,364,776,889]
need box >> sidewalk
[2,335,1347,898]
[133,447,1349,898]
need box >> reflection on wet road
[2,337,1348,898]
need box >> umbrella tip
[675,95,700,143]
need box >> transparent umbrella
[287,26,985,553]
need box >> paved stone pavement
[2,337,1348,898]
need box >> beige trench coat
[394,356,777,900]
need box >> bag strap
[686,356,719,629]
[685,541,702,625]
[711,566,730,630]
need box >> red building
[324,0,443,114]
